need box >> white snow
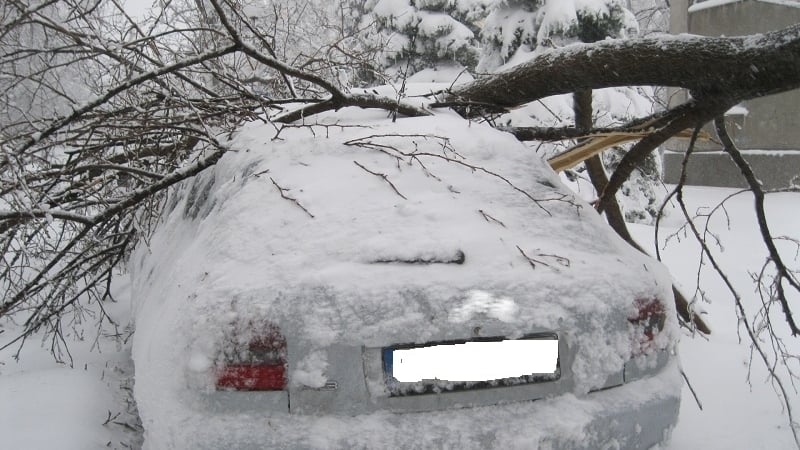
[760,0,800,7]
[405,65,475,83]
[291,350,329,389]
[689,0,800,13]
[0,370,117,450]
[0,275,142,449]
[688,0,743,12]
[725,104,749,116]
[372,0,416,29]
[634,186,800,450]
[449,290,521,323]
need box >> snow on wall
[689,0,800,13]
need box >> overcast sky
[123,0,152,18]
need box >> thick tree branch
[500,125,629,142]
[565,90,710,334]
[204,0,429,123]
[597,98,733,214]
[444,24,800,110]
[274,93,430,124]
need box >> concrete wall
[690,2,800,151]
[689,1,800,34]
[670,0,689,33]
[663,0,800,188]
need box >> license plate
[383,334,559,387]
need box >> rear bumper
[146,359,681,450]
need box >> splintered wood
[548,128,711,172]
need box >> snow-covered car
[130,109,681,449]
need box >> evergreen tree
[478,0,545,71]
[479,0,637,71]
[537,0,637,46]
[602,145,664,223]
[365,0,492,77]
[539,1,659,225]
[481,0,661,224]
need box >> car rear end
[131,114,681,449]
[188,295,679,450]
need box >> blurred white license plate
[386,336,558,383]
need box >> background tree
[631,0,669,37]
[546,0,663,226]
[478,0,544,71]
[364,0,491,78]
[480,0,660,224]
[0,1,101,137]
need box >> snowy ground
[0,277,142,450]
[645,186,800,450]
[0,185,797,449]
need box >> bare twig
[515,246,569,271]
[665,119,799,448]
[478,209,506,227]
[269,177,314,219]
[353,160,407,200]
[343,134,581,215]
[516,245,545,270]
[714,116,800,336]
[680,367,704,411]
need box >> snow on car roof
[131,108,676,397]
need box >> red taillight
[215,325,287,391]
[215,364,286,391]
[629,298,666,353]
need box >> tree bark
[442,24,800,111]
[573,90,630,241]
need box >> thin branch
[598,98,733,215]
[516,245,546,270]
[0,209,93,225]
[478,209,506,228]
[342,134,575,215]
[207,0,345,99]
[269,177,314,218]
[672,154,800,449]
[274,93,430,124]
[681,367,704,411]
[11,44,239,156]
[353,160,407,200]
[714,116,800,336]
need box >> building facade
[663,0,800,189]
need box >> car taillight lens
[629,298,666,354]
[215,364,286,391]
[215,326,287,391]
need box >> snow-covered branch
[443,24,800,110]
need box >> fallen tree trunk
[440,24,800,110]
